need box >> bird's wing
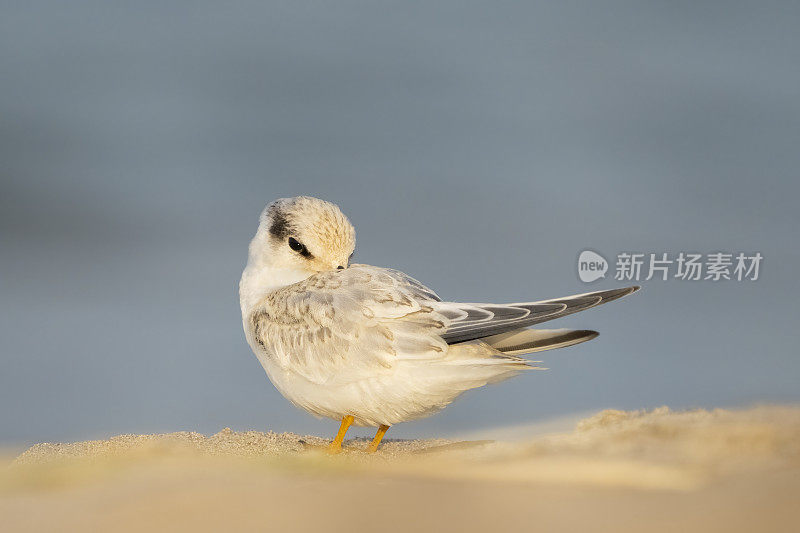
[250,263,638,381]
[248,265,448,384]
[481,328,599,355]
[436,286,639,344]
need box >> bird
[239,196,639,454]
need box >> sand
[3,405,800,532]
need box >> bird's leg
[367,424,390,453]
[328,415,354,454]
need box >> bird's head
[247,196,356,281]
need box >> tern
[240,196,638,453]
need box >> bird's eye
[288,237,312,258]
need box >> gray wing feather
[439,302,568,344]
[482,328,599,355]
[439,286,639,344]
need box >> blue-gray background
[2,1,798,445]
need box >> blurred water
[1,1,798,445]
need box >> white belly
[253,347,448,427]
[249,337,522,427]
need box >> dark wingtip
[590,286,639,306]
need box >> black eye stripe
[268,210,290,239]
[288,237,313,258]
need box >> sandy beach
[3,405,799,532]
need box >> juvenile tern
[239,196,638,453]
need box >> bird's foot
[327,441,344,455]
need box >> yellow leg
[367,424,390,453]
[328,415,354,454]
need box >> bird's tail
[482,328,599,356]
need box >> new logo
[578,250,608,282]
